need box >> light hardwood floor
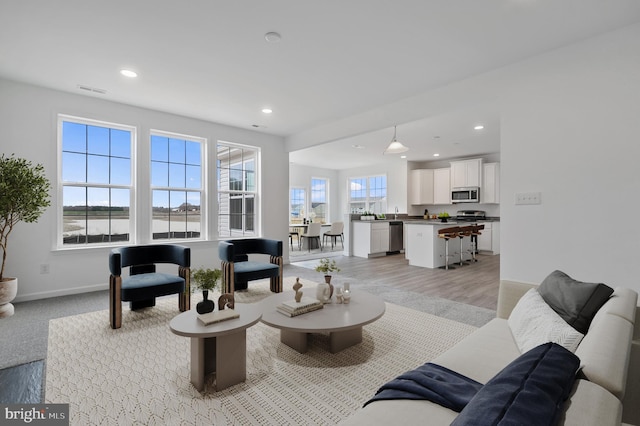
[292,253,500,311]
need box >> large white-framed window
[289,187,306,223]
[150,131,204,240]
[348,174,387,214]
[310,178,328,223]
[217,142,259,238]
[58,115,135,246]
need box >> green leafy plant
[0,154,51,281]
[190,267,222,292]
[315,258,341,275]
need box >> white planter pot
[0,277,18,318]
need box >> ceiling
[2,1,640,169]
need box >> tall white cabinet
[482,162,500,204]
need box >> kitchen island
[404,220,474,269]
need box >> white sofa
[342,280,638,426]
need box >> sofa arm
[496,280,537,319]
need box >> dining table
[289,223,332,250]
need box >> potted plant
[315,258,340,284]
[191,267,222,314]
[0,154,51,318]
[314,258,340,302]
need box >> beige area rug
[46,278,476,425]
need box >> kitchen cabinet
[353,221,389,258]
[433,168,451,205]
[451,158,482,188]
[477,222,500,255]
[409,169,434,205]
[405,222,472,268]
[482,162,500,204]
[410,168,449,205]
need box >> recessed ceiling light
[474,125,484,130]
[400,155,407,159]
[120,69,138,78]
[433,153,440,157]
[352,144,365,149]
[262,108,273,114]
[264,32,281,43]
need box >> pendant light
[383,125,409,154]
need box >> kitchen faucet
[394,206,398,219]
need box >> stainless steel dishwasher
[388,221,403,253]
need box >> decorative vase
[0,277,18,318]
[316,282,331,304]
[324,275,334,298]
[196,290,215,314]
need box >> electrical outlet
[40,264,50,274]
[515,192,542,205]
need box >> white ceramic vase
[315,282,331,304]
[0,277,18,318]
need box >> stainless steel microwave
[451,187,480,203]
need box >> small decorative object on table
[293,277,303,302]
[335,286,344,304]
[315,258,340,299]
[197,308,240,325]
[277,296,323,317]
[343,282,351,304]
[191,267,222,314]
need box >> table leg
[215,330,247,391]
[329,327,363,353]
[190,331,247,392]
[280,329,309,353]
[190,337,212,392]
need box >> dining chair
[300,222,322,252]
[322,221,344,249]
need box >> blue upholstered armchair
[109,244,190,329]
[218,238,283,294]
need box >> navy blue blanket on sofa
[365,343,580,426]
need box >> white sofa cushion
[508,289,584,353]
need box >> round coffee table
[260,290,385,353]
[169,303,261,392]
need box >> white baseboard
[13,283,109,303]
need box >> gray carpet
[0,262,495,404]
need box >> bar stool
[437,226,460,270]
[457,225,475,266]
[470,224,485,262]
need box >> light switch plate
[515,192,541,205]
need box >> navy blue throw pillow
[451,342,580,426]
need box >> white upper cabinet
[433,168,451,205]
[482,162,500,204]
[409,168,450,205]
[410,169,434,205]
[451,158,482,188]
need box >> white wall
[0,78,289,301]
[499,23,640,290]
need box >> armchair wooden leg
[222,261,235,294]
[270,255,284,293]
[109,275,122,329]
[179,266,190,311]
